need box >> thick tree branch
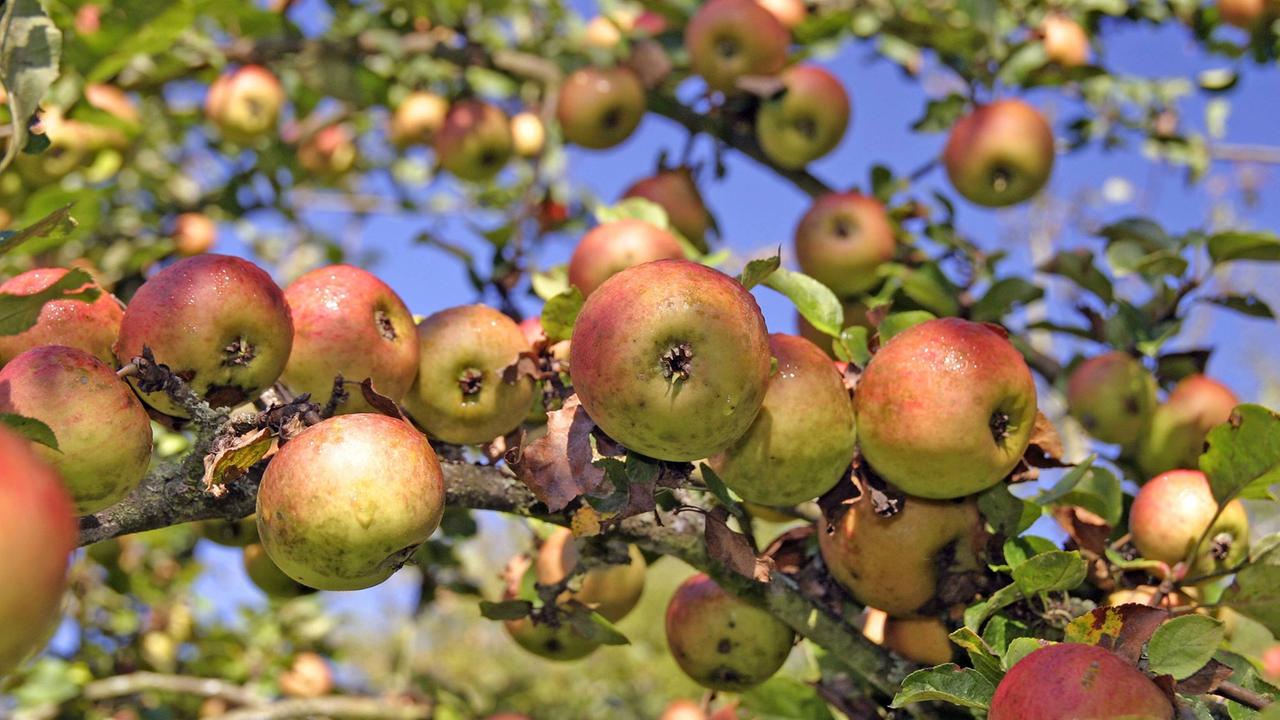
[213,696,432,720]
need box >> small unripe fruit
[0,267,124,367]
[665,573,795,691]
[243,543,314,599]
[1129,469,1248,576]
[793,193,894,297]
[389,91,448,147]
[1137,374,1238,477]
[943,99,1055,208]
[556,66,646,150]
[989,643,1173,720]
[504,612,600,661]
[297,124,357,177]
[883,617,955,665]
[173,213,217,256]
[755,65,849,170]
[200,516,258,547]
[1066,352,1157,448]
[536,527,646,622]
[1041,15,1090,67]
[434,100,513,182]
[684,0,789,93]
[622,169,712,251]
[510,111,546,157]
[205,65,285,141]
[567,219,685,297]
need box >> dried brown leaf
[202,427,275,492]
[1024,411,1070,468]
[1064,603,1169,666]
[516,395,605,511]
[1173,659,1234,695]
[705,507,768,582]
[359,378,407,420]
[761,525,814,576]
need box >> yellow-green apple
[1137,374,1238,477]
[434,99,513,181]
[793,192,894,296]
[1106,584,1191,609]
[504,610,600,661]
[510,111,546,157]
[556,66,647,150]
[200,516,258,547]
[1066,351,1157,448]
[622,168,712,251]
[570,259,770,461]
[584,16,623,49]
[389,91,449,147]
[114,254,293,417]
[402,304,534,445]
[281,264,419,413]
[989,644,1172,720]
[256,413,444,591]
[279,652,333,698]
[535,527,647,622]
[0,426,77,675]
[854,318,1037,499]
[684,0,789,93]
[883,617,956,665]
[1041,15,1090,67]
[755,65,849,169]
[709,334,856,505]
[819,493,986,616]
[755,0,806,28]
[567,219,685,297]
[1129,469,1248,576]
[665,573,795,690]
[943,99,1055,207]
[173,212,217,256]
[205,65,285,141]
[297,124,356,177]
[243,543,314,599]
[0,267,124,366]
[0,346,152,514]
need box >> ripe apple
[556,66,647,150]
[570,259,771,461]
[1041,14,1090,67]
[205,65,285,141]
[389,91,449,147]
[281,264,419,414]
[402,304,535,445]
[819,494,986,617]
[173,212,217,256]
[755,0,806,28]
[633,11,670,35]
[1264,645,1280,682]
[114,254,294,417]
[434,99,514,182]
[793,192,894,297]
[1106,585,1191,609]
[510,111,546,157]
[1217,0,1268,26]
[256,413,445,591]
[243,543,314,599]
[1136,374,1239,477]
[584,16,623,49]
[0,267,124,366]
[883,617,956,665]
[536,527,647,622]
[1066,351,1157,448]
[709,334,856,506]
[279,652,333,698]
[755,65,849,170]
[854,318,1038,499]
[1129,469,1248,577]
[660,700,707,720]
[0,426,77,676]
[297,124,357,177]
[621,169,712,251]
[684,0,789,93]
[0,346,153,514]
[665,573,795,690]
[989,643,1172,720]
[943,99,1055,207]
[200,515,258,547]
[568,219,685,297]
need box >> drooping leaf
[763,267,842,337]
[1208,230,1280,264]
[0,0,62,174]
[0,413,57,450]
[1200,405,1280,503]
[540,288,584,343]
[516,396,606,512]
[890,665,995,710]
[1200,294,1275,319]
[738,253,781,290]
[1147,614,1226,680]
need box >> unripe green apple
[402,304,535,445]
[243,543,314,599]
[684,0,789,93]
[0,427,77,675]
[536,527,647,623]
[665,573,795,691]
[854,318,1037,499]
[282,264,419,414]
[989,643,1172,720]
[793,193,894,297]
[0,267,124,367]
[256,413,445,591]
[1066,351,1157,448]
[819,494,986,617]
[434,99,514,182]
[1041,14,1090,67]
[173,212,217,256]
[297,124,356,177]
[205,65,285,141]
[943,99,1055,208]
[389,91,449,147]
[114,254,293,417]
[883,617,956,665]
[568,219,685,297]
[1129,469,1248,577]
[504,611,601,661]
[556,66,646,150]
[570,260,771,461]
[622,169,712,251]
[200,515,258,547]
[1136,374,1238,477]
[709,334,856,506]
[755,65,849,170]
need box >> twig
[82,672,262,706]
[1213,680,1274,710]
[212,696,432,720]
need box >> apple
[504,611,600,661]
[1106,585,1191,609]
[279,652,333,698]
[570,259,771,461]
[1263,645,1280,682]
[114,254,293,417]
[1217,0,1268,26]
[584,16,623,49]
[989,643,1172,720]
[943,99,1055,207]
[536,527,647,623]
[883,617,956,665]
[297,124,357,177]
[1137,374,1239,477]
[854,318,1038,499]
[819,494,986,617]
[281,264,419,414]
[684,0,789,93]
[709,334,856,506]
[1129,469,1248,577]
[83,84,140,125]
[434,99,514,181]
[256,413,445,591]
[660,700,707,720]
[1041,14,1090,67]
[633,11,670,35]
[622,169,712,251]
[243,543,314,599]
[1066,351,1157,448]
[568,219,686,297]
[0,267,124,367]
[755,65,849,170]
[402,304,535,445]
[173,212,217,256]
[755,0,806,28]
[665,573,795,690]
[389,91,449,147]
[510,111,546,157]
[199,516,259,547]
[793,192,894,297]
[0,427,76,675]
[485,715,532,720]
[556,66,647,150]
[205,65,285,141]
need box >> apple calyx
[989,410,1011,442]
[661,342,695,382]
[222,336,257,367]
[458,368,485,399]
[375,309,397,340]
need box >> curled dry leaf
[201,427,275,493]
[358,377,408,421]
[1024,410,1069,468]
[1173,659,1234,695]
[501,350,544,385]
[516,395,607,511]
[761,525,814,576]
[1063,603,1169,666]
[1053,505,1114,589]
[817,468,860,534]
[704,507,773,582]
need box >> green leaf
[87,1,192,83]
[878,311,935,343]
[1011,550,1087,596]
[964,583,1025,633]
[531,264,570,301]
[1032,456,1097,506]
[478,599,533,620]
[948,627,1004,684]
[1038,250,1114,304]
[970,278,1043,323]
[978,483,1041,536]
[763,268,842,337]
[997,42,1049,85]
[983,616,1035,657]
[0,203,75,257]
[833,325,870,366]
[595,197,671,230]
[1098,217,1173,250]
[911,94,968,134]
[1106,242,1188,279]
[900,265,961,316]
[1200,405,1280,503]
[0,413,57,450]
[540,288,584,344]
[1147,614,1226,680]
[699,463,747,524]
[1200,294,1275,319]
[0,0,62,175]
[1208,231,1280,264]
[890,665,995,710]
[739,677,836,720]
[738,253,781,290]
[870,164,897,201]
[565,606,630,646]
[0,267,101,337]
[1003,638,1051,670]
[1001,536,1060,570]
[1056,466,1124,527]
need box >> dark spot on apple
[375,309,396,341]
[717,638,732,653]
[989,411,1010,443]
[222,337,257,367]
[660,342,694,382]
[545,637,562,653]
[715,36,741,59]
[601,107,622,131]
[793,115,818,140]
[1125,395,1141,415]
[832,215,859,240]
[479,149,500,168]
